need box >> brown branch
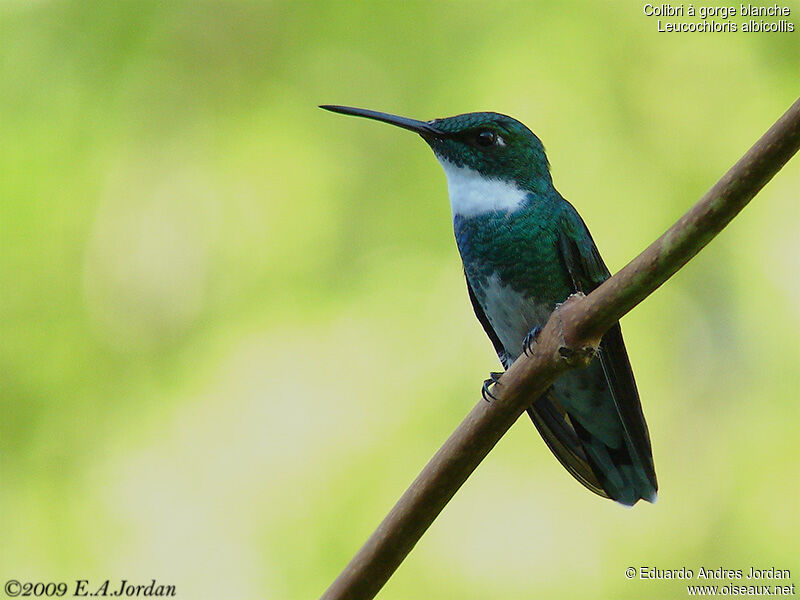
[320,97,800,600]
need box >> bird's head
[320,106,552,193]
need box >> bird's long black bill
[319,105,443,137]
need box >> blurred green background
[1,1,798,598]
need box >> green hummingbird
[321,105,657,506]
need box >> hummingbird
[321,105,657,506]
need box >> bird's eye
[475,129,497,147]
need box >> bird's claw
[481,371,504,403]
[522,326,543,357]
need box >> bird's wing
[553,206,657,492]
[527,391,609,498]
[464,271,508,367]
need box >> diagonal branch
[320,97,800,600]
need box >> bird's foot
[481,371,504,403]
[522,326,543,357]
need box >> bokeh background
[1,2,799,598]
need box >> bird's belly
[477,272,552,360]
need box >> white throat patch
[436,158,528,218]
